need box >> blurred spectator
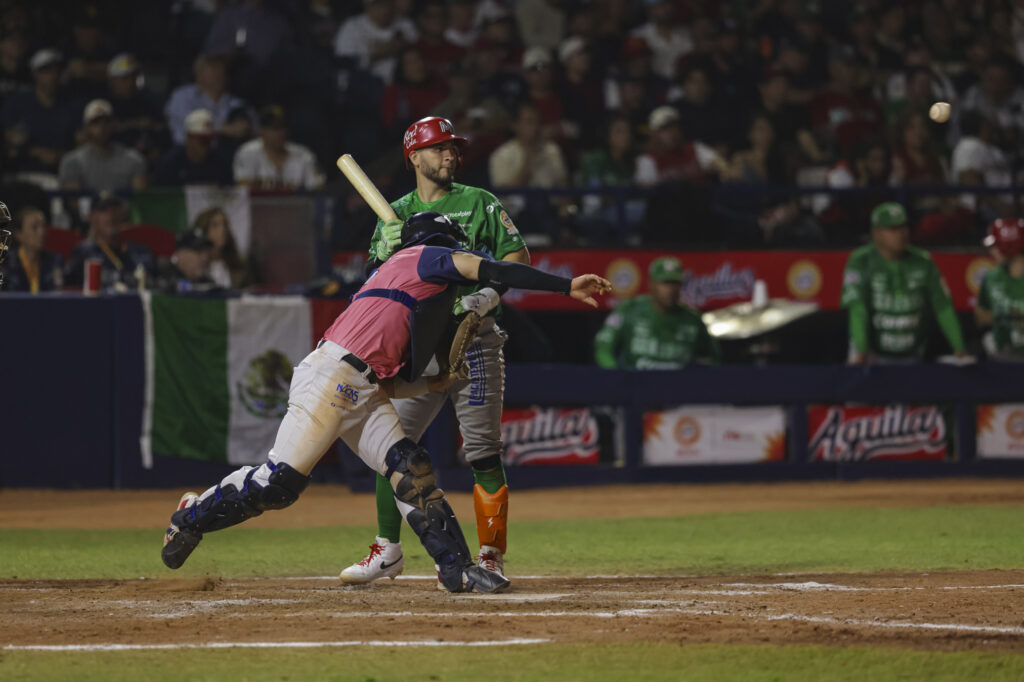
[814,138,892,245]
[961,58,1024,153]
[574,115,643,241]
[670,63,732,151]
[891,111,948,187]
[951,110,1014,225]
[723,115,787,185]
[604,37,667,133]
[58,99,147,192]
[299,0,344,52]
[810,45,882,158]
[413,0,465,78]
[444,0,479,49]
[478,14,525,72]
[628,0,692,81]
[64,4,113,100]
[204,0,292,69]
[154,227,219,294]
[0,205,63,293]
[515,0,565,51]
[635,105,725,187]
[105,53,170,166]
[489,101,569,239]
[594,256,720,369]
[775,38,818,106]
[521,47,563,143]
[152,109,233,186]
[873,5,907,73]
[883,42,957,130]
[333,0,416,87]
[165,53,253,146]
[194,206,252,290]
[0,28,30,104]
[558,36,604,151]
[203,0,294,103]
[1,49,78,177]
[975,218,1024,362]
[233,105,323,191]
[381,46,446,134]
[841,202,966,364]
[65,198,155,290]
[698,19,756,118]
[755,67,821,168]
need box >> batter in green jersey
[342,116,530,587]
[595,256,721,369]
[976,218,1024,360]
[842,202,965,363]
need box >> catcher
[161,211,611,593]
[0,200,11,290]
[341,116,530,586]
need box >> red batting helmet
[402,116,467,169]
[983,218,1024,258]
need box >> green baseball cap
[871,202,908,229]
[649,256,684,283]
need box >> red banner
[333,249,994,312]
[496,407,610,466]
[807,405,949,462]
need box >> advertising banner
[976,404,1024,459]
[497,406,624,466]
[335,250,992,313]
[642,406,786,466]
[807,405,949,462]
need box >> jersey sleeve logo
[500,209,518,235]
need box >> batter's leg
[453,325,510,563]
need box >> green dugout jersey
[368,183,527,312]
[594,295,721,369]
[841,244,964,358]
[977,264,1024,356]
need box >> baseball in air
[929,101,951,123]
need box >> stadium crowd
[0,0,1022,252]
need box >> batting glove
[374,218,404,262]
[456,287,501,316]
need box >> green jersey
[841,244,964,358]
[594,295,721,369]
[368,183,527,316]
[977,264,1024,356]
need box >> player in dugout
[594,256,720,369]
[975,218,1024,362]
[161,210,611,593]
[842,201,968,364]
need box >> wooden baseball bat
[336,154,398,222]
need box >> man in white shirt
[233,106,323,190]
[951,110,1013,221]
[333,0,417,86]
[628,0,693,80]
[489,102,568,239]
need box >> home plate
[472,593,571,602]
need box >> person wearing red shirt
[811,45,882,157]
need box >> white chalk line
[2,638,551,653]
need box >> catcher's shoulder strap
[353,287,417,309]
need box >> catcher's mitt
[448,311,482,378]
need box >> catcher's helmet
[983,218,1024,258]
[402,116,467,169]
[400,211,467,250]
[0,201,10,225]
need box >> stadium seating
[44,226,83,260]
[122,224,177,258]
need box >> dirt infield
[3,572,1024,653]
[2,480,1023,654]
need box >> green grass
[2,643,1023,682]
[3,505,1024,579]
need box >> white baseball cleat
[339,537,404,584]
[476,545,505,578]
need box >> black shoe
[161,492,202,569]
[462,565,511,594]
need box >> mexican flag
[140,295,346,467]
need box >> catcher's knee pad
[172,459,309,534]
[384,438,472,569]
[473,484,508,553]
